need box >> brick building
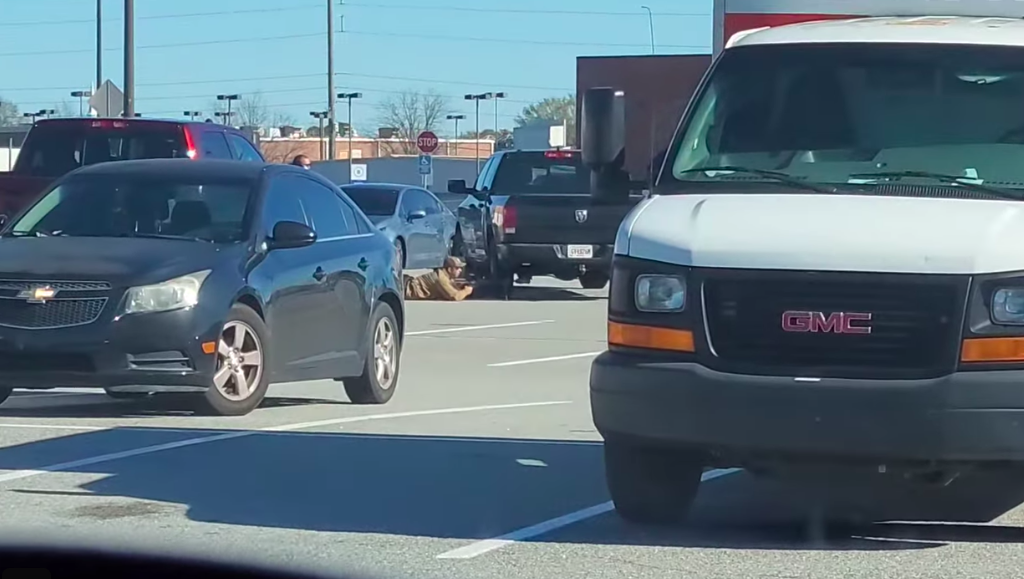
[259,136,494,164]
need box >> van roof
[731,16,1024,49]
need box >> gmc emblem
[781,311,872,334]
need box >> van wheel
[344,301,401,404]
[580,272,609,290]
[604,440,704,525]
[194,303,270,416]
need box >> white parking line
[0,400,573,484]
[488,351,603,367]
[435,467,742,559]
[407,320,554,336]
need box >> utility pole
[123,0,134,118]
[326,0,337,160]
[96,0,102,91]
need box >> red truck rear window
[15,122,188,178]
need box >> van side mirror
[581,87,626,170]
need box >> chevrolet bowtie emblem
[17,286,57,303]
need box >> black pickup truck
[448,149,642,298]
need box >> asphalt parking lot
[0,278,1024,579]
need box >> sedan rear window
[9,175,254,243]
[341,186,400,216]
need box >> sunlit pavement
[0,279,1023,579]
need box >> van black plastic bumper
[590,351,1024,463]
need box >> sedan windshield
[670,43,1024,195]
[342,186,400,216]
[8,175,254,243]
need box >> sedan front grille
[0,298,108,329]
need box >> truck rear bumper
[497,243,613,277]
[591,351,1024,464]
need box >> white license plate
[566,245,594,259]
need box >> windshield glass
[670,43,1024,192]
[9,175,254,242]
[341,186,400,216]
[492,151,589,194]
[16,123,189,178]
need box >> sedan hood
[0,237,239,285]
[621,193,1024,275]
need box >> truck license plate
[567,245,593,259]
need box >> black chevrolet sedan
[0,159,404,415]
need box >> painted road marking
[0,401,573,484]
[436,468,742,559]
[488,351,603,367]
[407,320,554,336]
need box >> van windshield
[670,43,1024,194]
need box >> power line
[1,72,573,94]
[0,28,706,58]
[343,1,709,17]
[343,30,705,50]
[0,4,323,27]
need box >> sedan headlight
[121,270,211,315]
[992,287,1024,324]
[635,274,686,312]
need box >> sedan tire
[343,301,400,405]
[194,303,270,417]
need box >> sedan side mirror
[407,209,427,222]
[447,179,468,194]
[267,220,316,250]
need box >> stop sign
[416,130,439,154]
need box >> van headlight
[992,288,1024,324]
[121,270,211,315]
[635,274,686,312]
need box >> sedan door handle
[357,257,369,271]
[313,266,326,282]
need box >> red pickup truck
[0,118,265,223]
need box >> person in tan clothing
[404,256,474,301]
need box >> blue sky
[0,0,711,134]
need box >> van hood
[619,194,1024,275]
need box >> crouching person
[404,256,474,301]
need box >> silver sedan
[341,183,459,270]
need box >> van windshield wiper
[848,170,1020,200]
[675,165,836,194]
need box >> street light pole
[446,114,465,156]
[183,111,201,121]
[71,91,92,117]
[326,0,337,161]
[310,111,329,160]
[338,92,362,163]
[216,94,240,125]
[123,0,134,118]
[464,92,493,176]
[641,5,655,54]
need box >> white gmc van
[584,15,1024,524]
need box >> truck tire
[580,271,609,290]
[604,440,704,525]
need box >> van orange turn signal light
[608,321,695,353]
[961,337,1024,363]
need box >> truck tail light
[493,205,517,234]
[544,150,575,159]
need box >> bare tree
[237,92,269,128]
[0,97,20,127]
[53,100,76,118]
[376,89,451,154]
[269,109,296,131]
